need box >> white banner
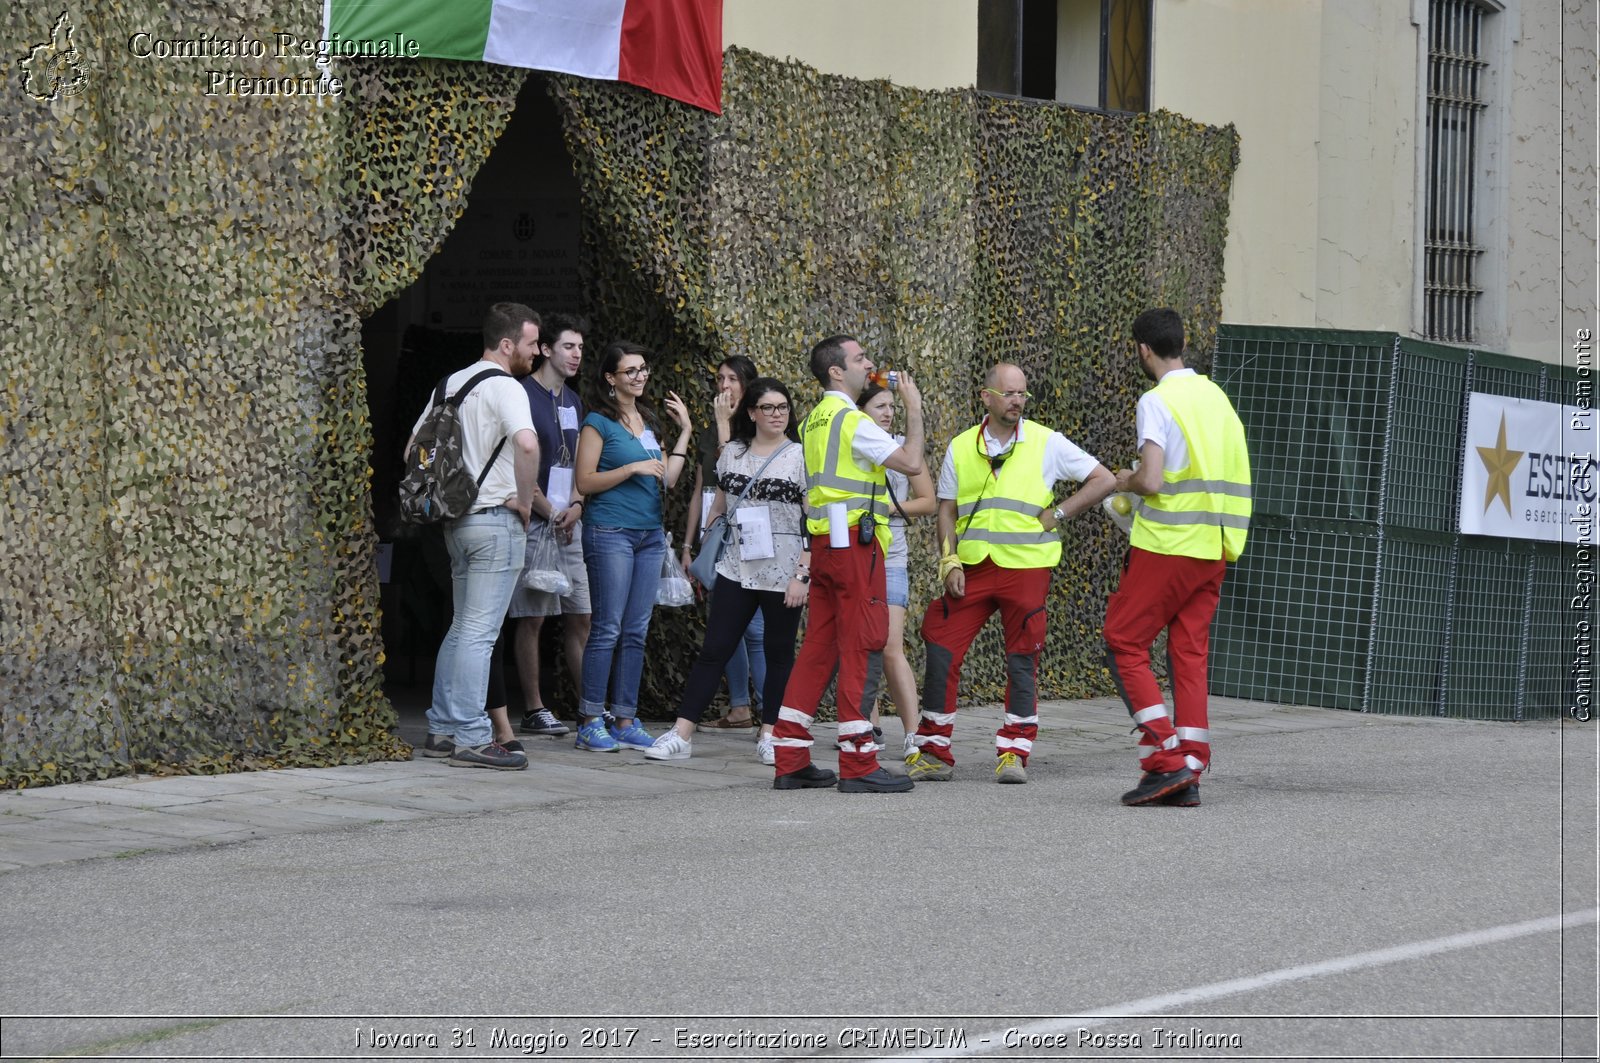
[1460,392,1596,542]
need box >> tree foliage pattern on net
[1,1,520,786]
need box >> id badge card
[557,404,579,432]
[736,505,776,560]
[640,429,660,455]
[546,466,574,511]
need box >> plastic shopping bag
[519,519,572,595]
[656,533,695,607]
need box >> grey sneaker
[417,734,454,759]
[904,750,953,781]
[995,752,1028,784]
[448,742,528,771]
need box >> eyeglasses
[618,365,651,380]
[982,387,1032,402]
[754,402,790,416]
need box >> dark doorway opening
[358,75,584,730]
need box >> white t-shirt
[1134,368,1194,473]
[411,361,535,511]
[937,418,1101,499]
[823,391,901,467]
[885,435,911,567]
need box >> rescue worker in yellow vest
[771,335,929,793]
[1105,308,1252,807]
[905,363,1115,785]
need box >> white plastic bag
[519,519,571,595]
[656,533,695,607]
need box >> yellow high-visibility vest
[950,419,1060,569]
[801,393,891,554]
[1130,373,1252,562]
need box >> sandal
[697,710,758,732]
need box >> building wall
[1149,0,1592,367]
[1560,0,1599,354]
[1148,0,1324,328]
[1312,0,1418,336]
[1505,0,1573,365]
[722,0,977,90]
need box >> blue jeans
[428,509,526,747]
[580,524,666,718]
[717,584,766,709]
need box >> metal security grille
[1424,0,1488,343]
[1209,326,1584,721]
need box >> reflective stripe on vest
[950,419,1060,569]
[1129,373,1252,562]
[801,393,891,554]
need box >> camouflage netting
[1,1,521,786]
[550,48,1238,712]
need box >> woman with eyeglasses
[679,355,767,731]
[859,383,938,758]
[645,378,809,765]
[572,342,693,752]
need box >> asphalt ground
[0,696,1595,1062]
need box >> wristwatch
[1052,506,1066,524]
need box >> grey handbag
[688,441,793,588]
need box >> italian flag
[323,0,724,113]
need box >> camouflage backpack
[399,368,510,524]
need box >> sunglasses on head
[978,428,1015,474]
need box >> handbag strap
[724,441,795,518]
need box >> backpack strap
[447,367,511,406]
[441,367,514,490]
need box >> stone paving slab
[0,695,1386,873]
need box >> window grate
[1423,0,1488,343]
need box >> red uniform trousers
[772,533,888,781]
[1103,546,1226,775]
[916,559,1051,766]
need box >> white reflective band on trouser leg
[771,736,814,748]
[1184,754,1204,772]
[778,706,815,727]
[840,738,881,754]
[1133,704,1169,725]
[996,736,1034,753]
[837,719,875,737]
[1161,735,1180,750]
[1176,727,1210,743]
[920,709,957,727]
[1004,713,1039,726]
[922,734,951,748]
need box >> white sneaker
[644,731,692,761]
[756,734,776,766]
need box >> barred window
[1424,0,1489,343]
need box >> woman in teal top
[572,340,693,752]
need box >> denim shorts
[885,564,909,609]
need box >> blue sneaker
[574,717,619,752]
[609,718,655,750]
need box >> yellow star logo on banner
[1476,413,1524,516]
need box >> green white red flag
[323,0,723,112]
